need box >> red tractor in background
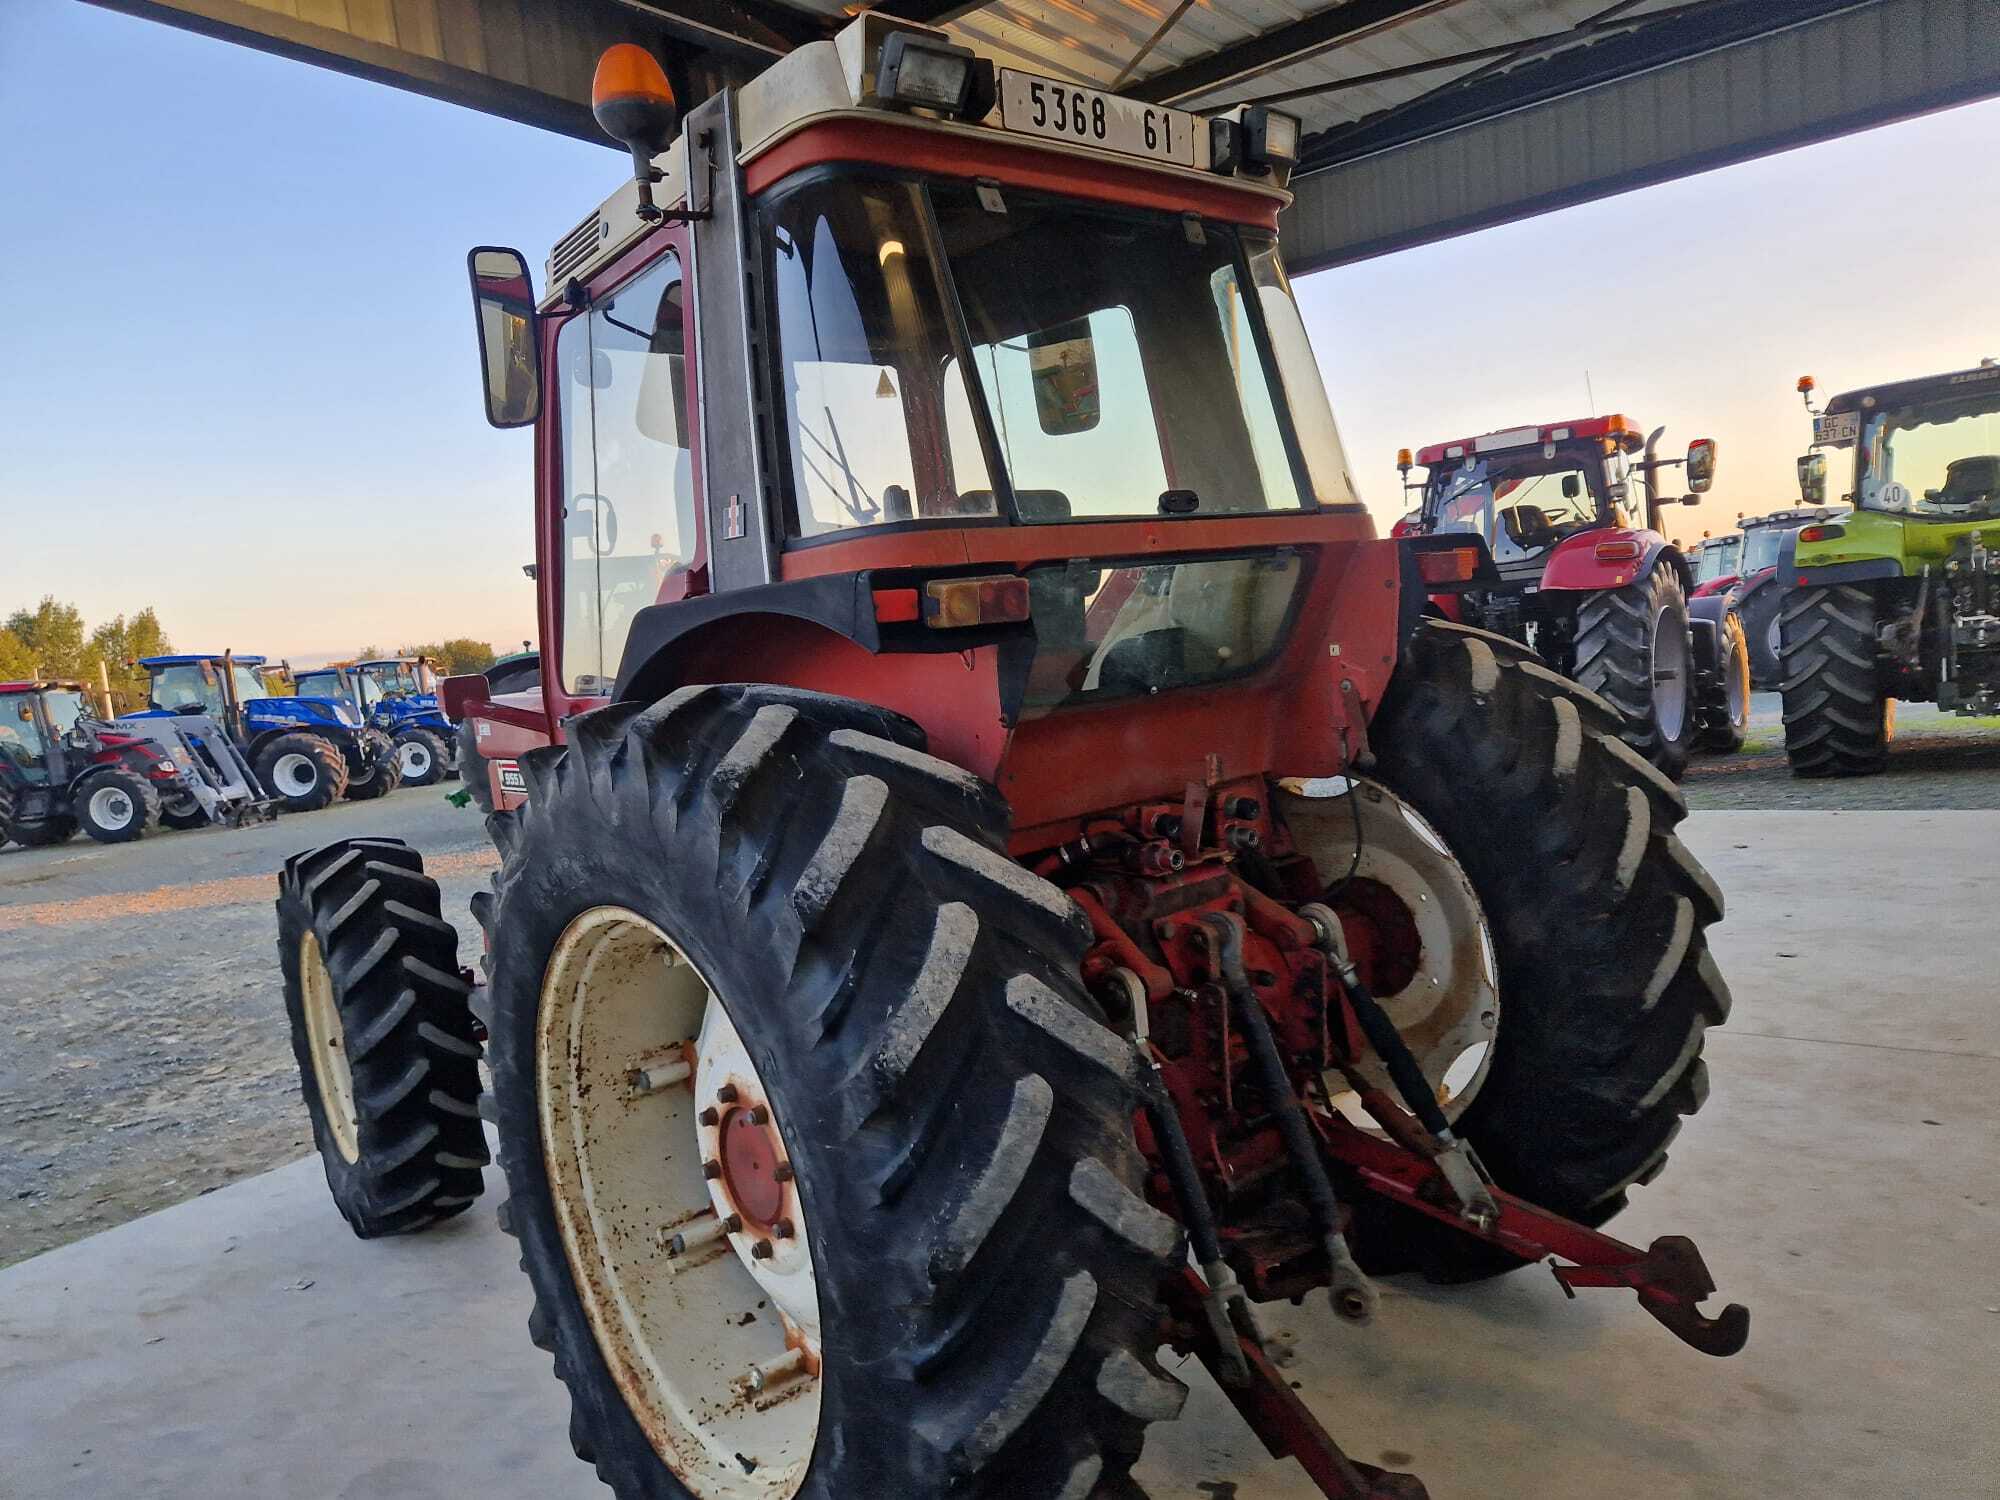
[0,679,189,845]
[276,21,1743,1500]
[1399,415,1748,766]
[1691,505,1849,688]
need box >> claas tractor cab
[1397,415,1747,767]
[1780,365,2000,774]
[132,653,401,812]
[311,658,458,788]
[0,680,193,845]
[276,20,1743,1500]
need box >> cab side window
[558,253,695,695]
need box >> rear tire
[10,812,77,847]
[1695,610,1750,753]
[74,769,163,843]
[393,727,450,787]
[484,685,1183,1500]
[1353,620,1729,1281]
[1779,585,1891,777]
[255,732,347,812]
[276,836,487,1236]
[1572,563,1696,778]
[344,731,404,801]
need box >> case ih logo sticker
[496,760,527,796]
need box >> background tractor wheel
[1695,610,1751,753]
[344,731,405,801]
[456,719,493,814]
[8,806,77,847]
[1350,620,1730,1281]
[1778,585,1892,777]
[393,727,450,788]
[483,685,1184,1500]
[1572,562,1696,777]
[74,769,163,843]
[255,732,347,812]
[276,836,487,1236]
[160,793,209,830]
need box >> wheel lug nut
[773,1218,795,1239]
[716,1083,740,1104]
[751,1239,775,1260]
[748,1105,770,1125]
[773,1163,794,1183]
[699,1107,720,1127]
[703,1158,722,1180]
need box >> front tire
[161,792,209,830]
[74,769,163,843]
[484,685,1184,1500]
[344,731,404,801]
[1779,585,1892,777]
[256,732,347,812]
[1695,610,1750,753]
[393,727,450,787]
[276,837,488,1236]
[1572,563,1696,778]
[1354,620,1730,1279]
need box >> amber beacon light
[593,44,680,220]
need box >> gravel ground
[1683,693,2000,810]
[0,787,494,1267]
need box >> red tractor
[0,679,189,845]
[1399,416,1749,767]
[276,22,1742,1500]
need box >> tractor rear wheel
[276,836,488,1236]
[1571,562,1696,777]
[1349,620,1729,1281]
[256,732,347,812]
[482,685,1183,1500]
[74,769,163,843]
[345,731,405,801]
[1779,585,1892,777]
[1695,610,1750,753]
[393,727,450,787]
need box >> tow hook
[1551,1234,1752,1357]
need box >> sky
[3,0,1998,663]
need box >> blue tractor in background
[132,654,400,813]
[354,657,458,787]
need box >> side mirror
[1685,437,1717,493]
[1560,474,1580,500]
[1026,319,1101,436]
[1797,452,1828,506]
[469,247,542,429]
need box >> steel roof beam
[867,0,1006,28]
[1299,0,1880,170]
[1127,0,1462,106]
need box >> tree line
[2,597,511,713]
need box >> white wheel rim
[300,931,361,1164]
[1727,631,1749,724]
[398,740,433,777]
[273,753,318,798]
[1277,779,1500,1130]
[539,906,820,1498]
[89,786,135,830]
[165,794,200,818]
[1651,601,1692,742]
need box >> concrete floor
[3,812,1997,1499]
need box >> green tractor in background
[1781,364,2000,775]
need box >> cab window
[558,252,696,695]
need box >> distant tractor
[1692,507,1847,688]
[1690,533,1742,592]
[1781,366,2000,775]
[0,680,189,844]
[352,657,459,786]
[1399,416,1744,769]
[132,654,400,812]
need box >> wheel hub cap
[539,907,820,1499]
[91,787,134,828]
[273,753,317,798]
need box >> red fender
[1538,528,1684,593]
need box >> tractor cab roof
[1825,361,2000,415]
[1415,415,1644,469]
[1,680,86,695]
[544,13,1296,308]
[140,654,268,667]
[1739,505,1847,531]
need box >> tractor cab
[1690,533,1743,594]
[355,657,442,701]
[292,666,387,717]
[0,682,94,785]
[139,654,273,720]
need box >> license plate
[1813,411,1860,446]
[998,71,1196,168]
[496,761,527,796]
